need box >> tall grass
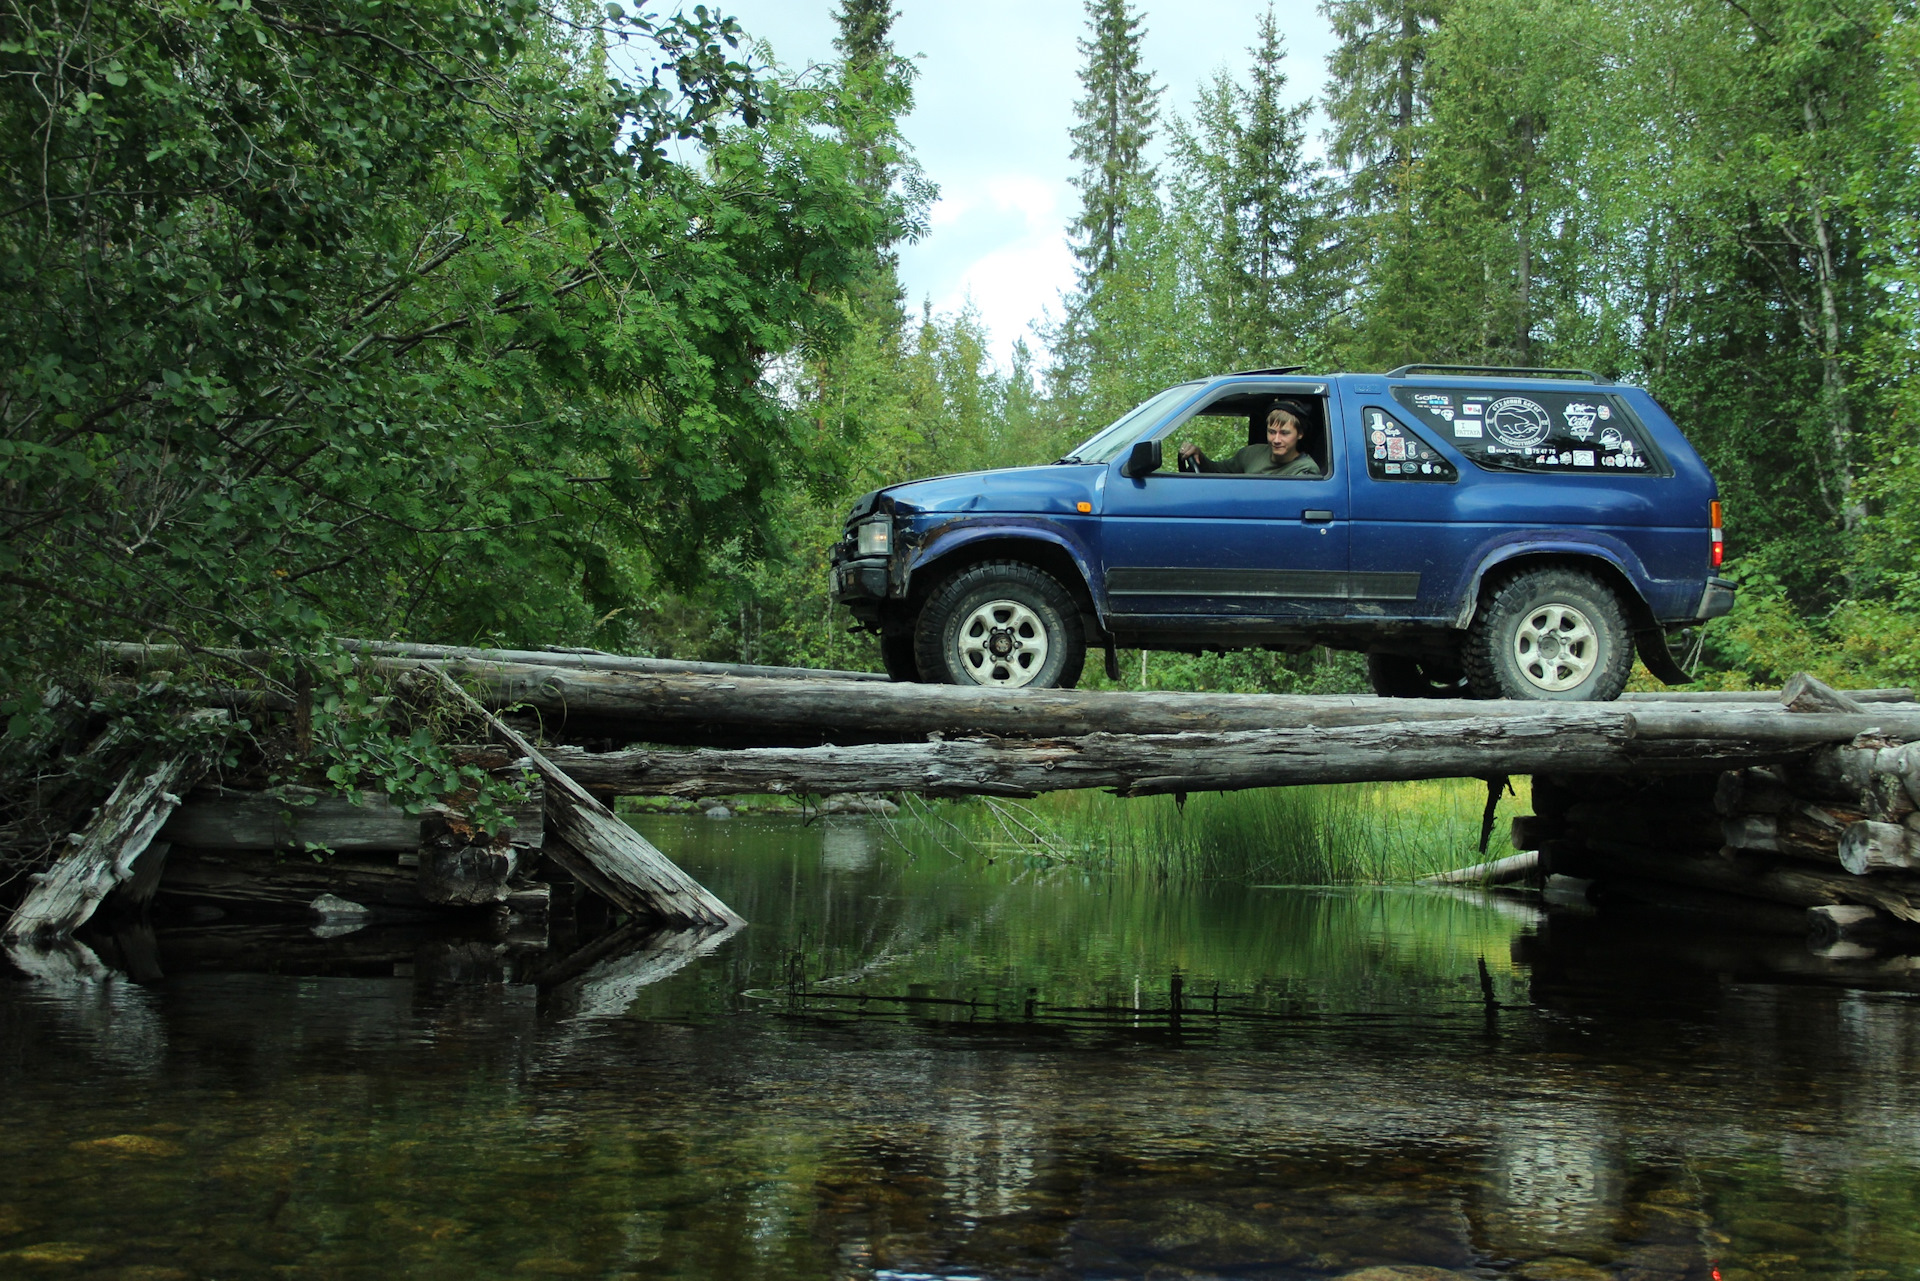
[878,779,1528,885]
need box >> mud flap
[1634,628,1692,686]
[1104,643,1122,682]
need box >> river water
[4,813,1920,1280]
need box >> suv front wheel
[1465,568,1632,701]
[916,562,1085,689]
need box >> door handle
[1301,510,1335,523]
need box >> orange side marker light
[1076,501,1092,513]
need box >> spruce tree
[1321,0,1447,211]
[1067,0,1163,282]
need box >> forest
[2,0,1918,730]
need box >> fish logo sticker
[1486,397,1553,448]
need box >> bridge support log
[547,711,1898,799]
[425,669,741,929]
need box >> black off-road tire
[915,561,1086,689]
[1366,652,1470,699]
[1465,568,1633,702]
[879,632,920,682]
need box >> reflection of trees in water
[12,819,1920,1275]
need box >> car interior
[1168,391,1332,476]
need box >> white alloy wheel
[954,598,1051,687]
[1512,602,1598,692]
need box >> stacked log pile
[1513,680,1920,950]
[3,660,744,948]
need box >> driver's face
[1267,416,1301,457]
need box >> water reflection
[1,814,1919,1279]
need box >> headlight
[855,519,891,557]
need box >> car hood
[869,465,1103,519]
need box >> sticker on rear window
[1363,408,1457,484]
[1393,387,1666,477]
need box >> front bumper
[1695,577,1736,621]
[832,556,891,602]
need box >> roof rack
[1226,365,1308,377]
[1384,363,1608,383]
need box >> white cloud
[699,1,1336,368]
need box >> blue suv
[830,366,1735,701]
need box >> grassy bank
[877,779,1529,885]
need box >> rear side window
[1391,387,1667,476]
[1362,407,1456,483]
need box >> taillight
[1710,500,1724,569]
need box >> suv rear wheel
[1465,568,1632,701]
[916,562,1085,689]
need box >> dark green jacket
[1194,445,1322,477]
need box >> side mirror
[1121,438,1163,478]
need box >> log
[1805,743,1920,817]
[1420,850,1538,886]
[106,639,887,685]
[1782,671,1869,714]
[1624,687,1913,703]
[369,657,1920,747]
[160,779,544,854]
[1809,903,1889,944]
[543,709,1899,799]
[341,639,888,684]
[1564,799,1723,849]
[156,847,430,915]
[1565,838,1920,923]
[1719,802,1861,864]
[1509,815,1561,851]
[425,668,739,928]
[1714,769,1796,816]
[4,719,219,941]
[1589,875,1814,935]
[1839,821,1919,875]
[416,814,517,906]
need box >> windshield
[1059,384,1198,463]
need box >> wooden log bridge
[339,653,1913,799]
[76,642,1920,958]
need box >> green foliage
[0,0,907,696]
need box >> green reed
[878,778,1528,885]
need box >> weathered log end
[417,814,517,906]
[1839,820,1919,876]
[1782,672,1868,716]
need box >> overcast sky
[712,2,1338,366]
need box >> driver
[1179,400,1321,477]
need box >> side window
[1392,387,1667,476]
[1363,407,1457,483]
[1163,391,1335,478]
